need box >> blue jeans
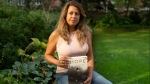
[56,71,112,84]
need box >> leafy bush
[94,12,133,28]
[0,38,57,84]
[11,55,56,84]
[0,6,31,69]
[0,5,59,69]
[140,11,150,28]
[12,38,56,84]
[0,58,56,84]
[94,11,150,29]
[0,6,29,47]
[0,43,20,69]
[94,13,115,28]
[0,69,26,84]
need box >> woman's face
[66,5,80,28]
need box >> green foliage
[140,13,150,26]
[0,6,29,48]
[117,16,133,25]
[0,38,56,84]
[24,38,47,60]
[0,69,27,84]
[11,37,56,83]
[31,38,47,54]
[0,5,59,69]
[0,7,58,49]
[94,13,114,28]
[94,12,133,28]
[0,43,20,69]
[94,11,150,29]
[25,10,45,39]
[11,55,56,84]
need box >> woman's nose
[72,13,76,17]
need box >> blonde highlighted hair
[55,1,91,46]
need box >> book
[68,56,88,84]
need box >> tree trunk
[125,0,131,17]
[25,0,30,10]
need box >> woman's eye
[68,12,79,16]
[75,13,79,16]
[69,12,73,15]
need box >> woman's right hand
[58,56,69,66]
[84,76,92,84]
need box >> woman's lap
[56,72,68,84]
[56,71,112,84]
[92,71,112,84]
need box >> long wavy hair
[55,1,91,46]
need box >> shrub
[0,43,20,69]
[1,38,57,84]
[0,69,26,84]
[94,12,133,28]
[0,5,59,69]
[94,13,117,28]
[11,55,56,84]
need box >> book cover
[68,56,88,84]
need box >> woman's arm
[45,30,68,67]
[85,31,94,84]
[44,30,60,66]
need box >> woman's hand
[58,56,69,66]
[84,76,92,84]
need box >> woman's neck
[69,25,76,32]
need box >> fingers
[59,56,69,66]
[61,60,68,65]
[84,76,92,84]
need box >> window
[18,0,25,6]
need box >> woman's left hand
[84,76,92,84]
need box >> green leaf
[0,74,4,78]
[31,71,39,75]
[35,55,44,62]
[47,64,55,68]
[12,70,19,75]
[33,77,42,82]
[14,61,21,67]
[28,62,36,71]
[3,77,10,82]
[0,70,7,76]
[34,60,40,65]
[26,77,36,84]
[39,73,44,77]
[31,38,40,44]
[21,63,28,75]
[46,71,52,77]
[42,60,48,63]
[41,42,46,48]
[42,78,51,83]
[46,77,52,81]
[17,48,25,56]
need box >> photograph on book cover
[68,56,88,84]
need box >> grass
[92,29,150,84]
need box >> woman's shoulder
[48,30,60,42]
[85,28,92,40]
[50,30,59,38]
[85,25,92,34]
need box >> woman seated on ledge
[44,1,112,84]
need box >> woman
[44,1,112,84]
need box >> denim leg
[56,72,68,84]
[92,71,112,84]
[55,71,112,84]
